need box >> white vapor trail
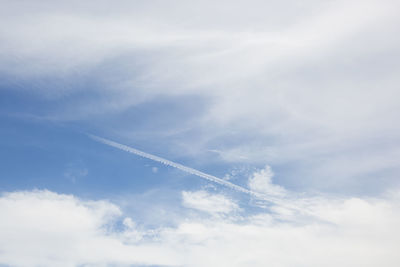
[89,135,293,207]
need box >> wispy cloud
[89,135,309,213]
[90,135,258,196]
[1,0,399,265]
[2,0,399,192]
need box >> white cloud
[1,189,400,267]
[182,190,239,214]
[248,165,286,196]
[0,190,179,267]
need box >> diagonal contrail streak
[89,134,291,207]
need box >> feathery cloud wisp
[89,135,281,202]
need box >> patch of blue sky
[1,83,397,202]
[0,117,183,195]
[0,92,246,202]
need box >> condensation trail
[89,134,292,207]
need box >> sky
[0,0,400,266]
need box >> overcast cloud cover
[0,0,400,266]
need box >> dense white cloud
[1,189,400,267]
[0,190,178,267]
[248,165,286,196]
[182,190,239,214]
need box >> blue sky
[1,0,400,266]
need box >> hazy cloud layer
[1,0,399,193]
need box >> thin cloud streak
[89,134,290,207]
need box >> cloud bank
[1,186,399,267]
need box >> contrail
[89,134,290,207]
